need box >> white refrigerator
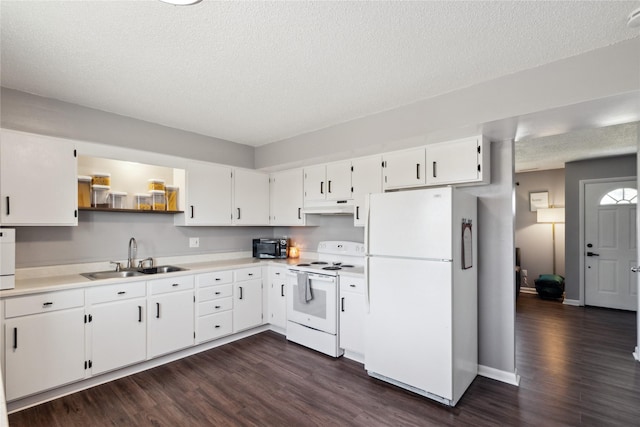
[364,187,477,406]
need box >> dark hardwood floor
[8,294,640,426]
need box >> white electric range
[286,241,365,357]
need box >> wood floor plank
[8,294,640,426]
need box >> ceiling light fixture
[159,0,203,6]
[628,7,640,28]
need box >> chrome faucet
[127,237,137,269]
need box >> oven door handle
[286,271,336,283]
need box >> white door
[368,188,452,259]
[233,279,263,332]
[382,148,426,190]
[147,290,195,358]
[364,257,452,399]
[584,180,638,310]
[233,169,269,225]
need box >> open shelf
[79,207,183,214]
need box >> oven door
[287,271,337,334]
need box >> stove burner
[341,264,354,268]
[311,261,328,265]
[297,263,311,267]
[322,266,342,271]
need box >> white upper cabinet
[270,169,305,226]
[0,129,78,226]
[233,169,270,225]
[304,161,352,203]
[382,148,426,190]
[174,161,232,226]
[426,136,490,186]
[351,156,382,227]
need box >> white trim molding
[478,365,520,386]
[562,299,581,306]
[633,346,639,362]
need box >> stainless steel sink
[81,265,188,280]
[81,270,146,280]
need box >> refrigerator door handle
[365,256,371,313]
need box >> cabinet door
[426,137,481,185]
[147,290,194,358]
[89,298,146,376]
[303,165,327,202]
[270,169,305,226]
[382,148,426,190]
[351,156,382,227]
[325,161,352,201]
[184,162,232,225]
[268,267,287,330]
[5,308,85,401]
[0,130,78,226]
[233,169,270,225]
[339,290,366,355]
[233,279,263,332]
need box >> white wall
[515,169,566,286]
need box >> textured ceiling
[1,0,639,151]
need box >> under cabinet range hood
[303,200,354,215]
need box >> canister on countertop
[148,178,165,192]
[107,191,127,209]
[91,173,111,186]
[150,189,166,211]
[165,185,178,211]
[78,176,92,208]
[91,185,110,208]
[135,193,152,210]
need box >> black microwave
[253,238,289,259]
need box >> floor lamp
[537,207,565,275]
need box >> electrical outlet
[189,237,200,248]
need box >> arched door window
[599,188,637,205]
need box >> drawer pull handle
[172,283,179,287]
[6,196,10,216]
[118,291,126,295]
[239,286,243,300]
[215,305,221,309]
[13,328,17,350]
[138,306,143,322]
[43,302,54,307]
[215,291,221,295]
[215,325,221,329]
[248,273,253,276]
[156,302,160,319]
[341,297,345,312]
[215,278,221,281]
[350,284,356,288]
[281,284,285,297]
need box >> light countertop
[1,256,362,298]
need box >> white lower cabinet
[196,271,234,343]
[147,275,195,359]
[268,266,287,331]
[86,281,147,376]
[339,276,366,357]
[4,289,86,401]
[233,267,263,332]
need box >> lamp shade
[537,207,565,224]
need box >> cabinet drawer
[197,311,233,343]
[198,284,233,302]
[271,268,287,281]
[235,267,261,282]
[340,277,365,294]
[198,297,232,316]
[196,270,233,287]
[149,275,194,295]
[5,289,84,318]
[86,281,146,305]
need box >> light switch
[189,237,200,248]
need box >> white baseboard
[478,365,520,386]
[519,287,537,295]
[633,346,639,362]
[562,299,581,306]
